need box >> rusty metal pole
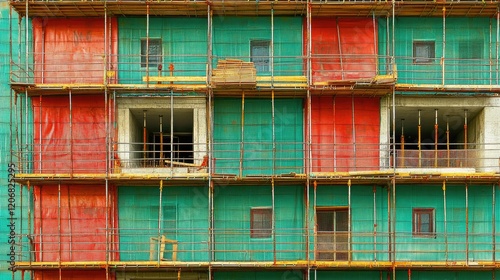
[465,183,469,264]
[143,110,147,166]
[400,119,405,168]
[464,110,468,167]
[446,116,450,167]
[336,18,344,80]
[434,109,438,168]
[492,183,496,262]
[348,179,352,263]
[442,7,446,86]
[313,180,317,260]
[418,110,422,168]
[373,185,377,261]
[239,92,245,177]
[443,181,448,262]
[159,115,163,167]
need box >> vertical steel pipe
[272,179,276,264]
[418,110,422,168]
[443,181,448,261]
[446,116,450,167]
[170,93,174,175]
[434,109,438,168]
[157,180,163,262]
[159,115,164,167]
[400,119,405,168]
[336,18,344,80]
[493,183,496,262]
[464,110,468,165]
[442,7,446,85]
[373,185,377,261]
[272,89,276,175]
[239,92,245,177]
[143,110,147,165]
[466,183,469,264]
[70,90,73,173]
[347,179,352,262]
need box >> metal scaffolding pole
[443,181,448,261]
[373,185,377,261]
[70,90,73,173]
[272,179,276,264]
[157,180,164,263]
[239,92,245,177]
[442,7,446,86]
[465,183,469,264]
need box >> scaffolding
[6,0,500,279]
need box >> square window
[250,207,272,238]
[413,41,435,64]
[459,40,483,59]
[141,38,162,68]
[251,40,271,72]
[413,208,435,237]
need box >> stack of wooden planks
[211,59,257,88]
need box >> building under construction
[2,0,500,279]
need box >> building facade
[4,0,500,279]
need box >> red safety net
[32,95,109,173]
[305,18,378,83]
[310,96,380,172]
[33,17,117,84]
[33,185,118,262]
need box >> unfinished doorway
[316,207,349,261]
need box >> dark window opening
[316,208,349,261]
[251,40,271,72]
[129,108,194,167]
[141,38,162,68]
[413,208,435,237]
[413,41,435,64]
[250,207,272,238]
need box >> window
[316,208,349,260]
[413,208,435,236]
[413,41,435,64]
[251,40,270,72]
[459,40,483,59]
[141,38,162,67]
[250,207,272,238]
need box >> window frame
[141,38,162,68]
[413,41,435,64]
[412,208,435,237]
[250,207,272,238]
[250,40,271,73]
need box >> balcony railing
[12,142,500,176]
[12,229,500,265]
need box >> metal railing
[12,142,500,175]
[12,229,500,264]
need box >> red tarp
[310,96,380,172]
[33,185,118,262]
[33,18,117,84]
[34,270,113,280]
[305,18,377,83]
[32,95,108,173]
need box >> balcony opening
[393,106,482,169]
[130,108,193,168]
[116,97,207,174]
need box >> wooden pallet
[212,59,257,88]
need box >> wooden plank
[256,76,307,82]
[142,76,206,82]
